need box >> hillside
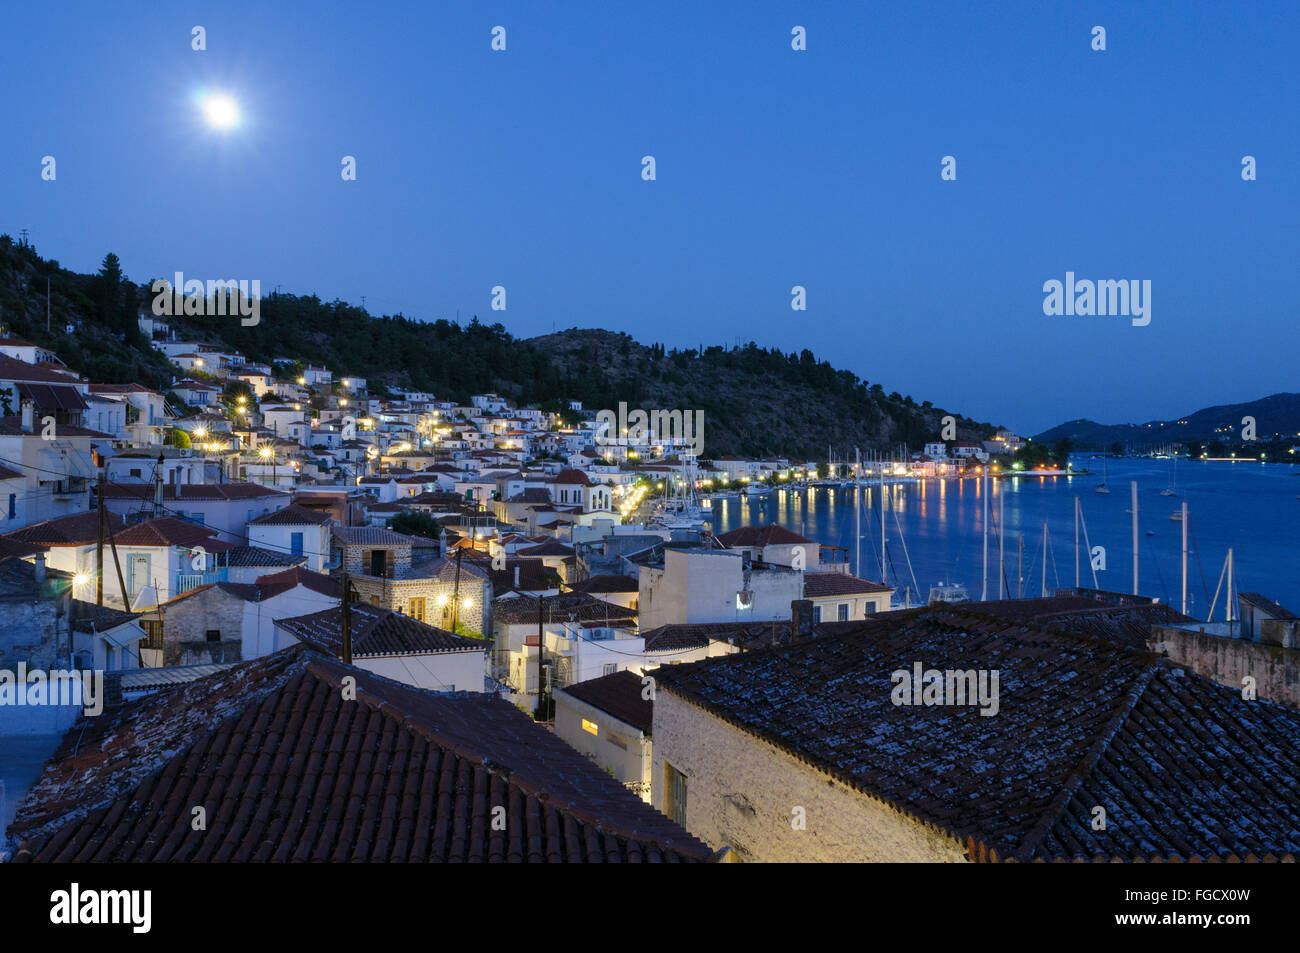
[1035,393,1300,451]
[0,236,998,457]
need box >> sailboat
[1095,456,1111,494]
[1160,456,1178,497]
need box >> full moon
[202,94,241,130]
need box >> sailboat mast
[1181,500,1188,615]
[1041,521,1047,598]
[998,488,1005,599]
[981,467,989,601]
[880,450,886,582]
[855,447,861,578]
[1131,480,1139,595]
[1074,496,1080,587]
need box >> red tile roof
[715,524,815,548]
[803,572,893,597]
[3,510,125,546]
[559,670,653,734]
[553,468,592,486]
[112,517,235,552]
[247,503,332,526]
[653,606,1300,862]
[276,602,477,657]
[6,647,709,862]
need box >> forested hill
[0,236,999,457]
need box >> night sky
[5,1,1296,434]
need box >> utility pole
[450,546,464,633]
[153,453,164,519]
[96,471,105,605]
[535,593,547,721]
[341,571,352,664]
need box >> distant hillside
[0,236,999,457]
[1036,393,1300,450]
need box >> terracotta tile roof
[559,670,653,734]
[803,572,893,597]
[641,620,794,653]
[101,482,286,501]
[0,535,48,559]
[223,545,306,568]
[69,600,140,634]
[715,524,815,548]
[492,593,637,626]
[217,566,341,603]
[653,606,1300,862]
[247,503,332,526]
[276,603,478,657]
[112,517,236,552]
[6,647,709,862]
[4,510,125,546]
[468,556,561,594]
[0,353,85,383]
[565,574,639,595]
[1238,592,1298,620]
[553,468,593,486]
[333,525,415,547]
[515,539,575,557]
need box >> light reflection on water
[707,459,1300,613]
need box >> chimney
[514,564,520,589]
[33,553,47,584]
[791,599,814,640]
[21,400,34,433]
[439,527,447,558]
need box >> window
[602,663,617,676]
[409,597,425,622]
[369,549,387,576]
[581,718,599,736]
[290,532,304,556]
[838,603,849,622]
[142,619,164,650]
[205,629,221,642]
[812,605,822,624]
[865,601,877,616]
[665,763,688,827]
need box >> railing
[176,568,229,594]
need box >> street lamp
[259,444,276,487]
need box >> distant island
[1036,393,1300,460]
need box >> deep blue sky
[4,1,1296,435]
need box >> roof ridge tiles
[1012,664,1160,862]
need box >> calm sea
[707,457,1300,616]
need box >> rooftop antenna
[19,228,29,246]
[1131,480,1139,595]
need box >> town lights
[73,572,90,586]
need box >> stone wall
[1153,624,1300,708]
[651,689,969,863]
[158,587,247,666]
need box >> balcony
[51,476,90,499]
[176,568,229,595]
